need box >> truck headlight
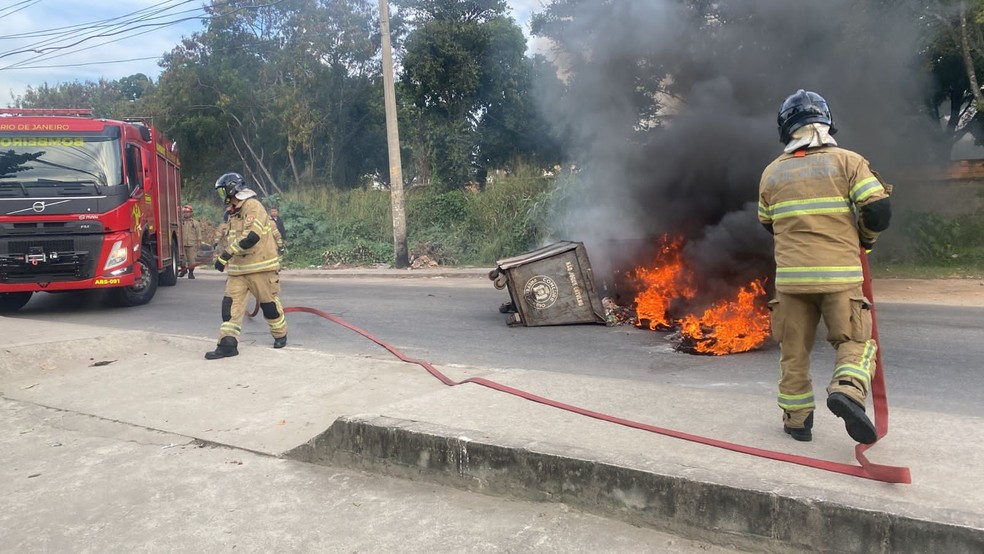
[104,240,128,270]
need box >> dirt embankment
[872,279,984,307]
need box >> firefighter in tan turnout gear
[179,204,204,279]
[205,173,288,359]
[758,90,892,444]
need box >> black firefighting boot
[827,389,877,444]
[783,411,813,442]
[273,335,287,349]
[188,268,196,279]
[205,336,239,360]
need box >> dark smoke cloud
[536,0,933,299]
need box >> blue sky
[0,0,543,104]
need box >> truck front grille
[0,235,103,282]
[8,239,75,254]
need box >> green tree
[152,0,387,195]
[13,75,154,119]
[397,0,549,189]
[921,0,984,150]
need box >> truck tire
[159,236,179,287]
[113,248,159,307]
[0,291,33,313]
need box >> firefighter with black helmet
[758,89,892,444]
[205,172,288,359]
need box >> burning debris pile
[674,280,770,355]
[602,296,637,326]
[605,236,771,356]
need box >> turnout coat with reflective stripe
[226,198,281,276]
[758,146,889,293]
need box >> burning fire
[678,280,771,355]
[631,237,695,330]
[630,236,771,355]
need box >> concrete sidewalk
[1,315,982,553]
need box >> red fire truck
[0,108,182,312]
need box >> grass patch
[872,263,984,280]
[203,163,556,268]
[183,171,984,279]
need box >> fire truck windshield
[0,135,122,196]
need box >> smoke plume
[535,0,934,300]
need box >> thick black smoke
[535,0,934,301]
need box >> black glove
[214,252,231,272]
[860,241,874,254]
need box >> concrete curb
[286,415,984,554]
[285,267,492,279]
[191,267,493,281]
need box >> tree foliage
[920,0,984,148]
[397,0,559,189]
[13,74,154,119]
[147,0,387,195]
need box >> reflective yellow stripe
[833,365,870,385]
[265,297,286,329]
[861,339,877,373]
[833,341,877,392]
[778,391,815,410]
[758,201,771,221]
[227,257,280,274]
[850,176,884,203]
[776,266,863,285]
[220,322,241,337]
[768,196,851,220]
[268,314,286,329]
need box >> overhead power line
[0,0,196,42]
[0,0,292,72]
[15,55,163,70]
[0,0,204,62]
[0,0,42,21]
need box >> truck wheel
[0,291,33,313]
[113,248,159,307]
[159,237,179,287]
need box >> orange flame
[630,236,696,329]
[631,236,771,355]
[678,280,771,355]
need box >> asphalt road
[8,271,983,418]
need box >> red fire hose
[277,253,910,483]
[855,250,911,483]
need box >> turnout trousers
[769,284,877,428]
[217,271,287,341]
[183,246,198,269]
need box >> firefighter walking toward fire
[179,204,204,279]
[205,173,288,359]
[758,89,892,444]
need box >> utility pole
[379,0,409,269]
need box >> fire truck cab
[0,108,182,312]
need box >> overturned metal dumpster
[489,241,606,326]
